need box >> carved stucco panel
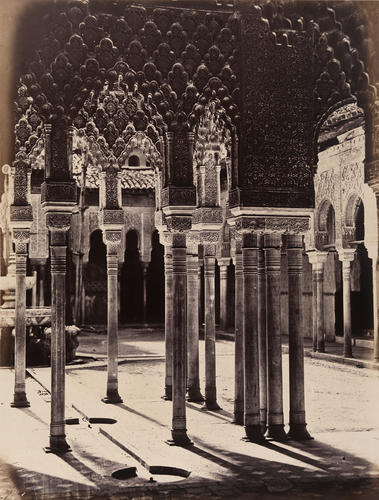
[341,161,364,217]
[29,194,48,259]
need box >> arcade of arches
[1,0,379,452]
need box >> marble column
[102,234,122,404]
[219,258,229,332]
[187,251,203,402]
[170,233,192,446]
[257,235,267,433]
[233,246,244,424]
[38,262,46,306]
[204,244,221,410]
[339,251,355,359]
[308,252,328,353]
[164,246,173,400]
[11,237,30,408]
[46,221,71,453]
[31,266,37,307]
[242,233,264,442]
[287,235,312,440]
[142,262,149,325]
[265,233,286,441]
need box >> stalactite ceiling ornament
[13,0,376,207]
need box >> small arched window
[128,155,140,167]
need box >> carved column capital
[164,214,192,234]
[287,234,304,274]
[337,249,356,264]
[46,212,72,233]
[307,250,328,270]
[103,229,122,256]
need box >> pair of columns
[309,249,355,358]
[233,233,311,442]
[164,243,220,409]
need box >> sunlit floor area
[1,328,379,500]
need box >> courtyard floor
[1,327,379,499]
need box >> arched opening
[84,230,107,325]
[120,230,143,323]
[326,205,336,246]
[351,201,374,337]
[128,155,140,167]
[146,230,165,323]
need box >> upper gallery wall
[10,0,377,211]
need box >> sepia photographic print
[0,0,379,498]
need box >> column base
[162,385,172,401]
[287,423,313,441]
[316,345,325,353]
[233,409,244,425]
[44,435,71,454]
[11,392,30,408]
[203,400,221,411]
[187,387,204,403]
[167,429,193,447]
[260,422,267,434]
[102,390,123,404]
[343,350,353,358]
[243,425,266,443]
[266,424,287,442]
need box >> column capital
[337,249,356,263]
[307,250,328,268]
[263,232,282,248]
[102,229,122,255]
[243,232,259,249]
[12,228,30,250]
[46,212,72,232]
[164,214,192,234]
[218,257,230,268]
[286,234,303,249]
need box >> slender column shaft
[73,253,81,325]
[204,248,220,410]
[219,260,229,331]
[142,262,149,325]
[187,253,203,402]
[164,247,173,400]
[342,258,353,358]
[258,241,267,432]
[234,250,244,424]
[12,248,29,408]
[171,238,191,445]
[48,241,70,452]
[103,251,122,403]
[31,268,37,307]
[38,264,46,306]
[287,235,312,440]
[313,263,326,353]
[242,234,264,442]
[312,275,317,352]
[265,233,286,441]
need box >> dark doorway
[120,230,143,323]
[146,230,164,323]
[84,230,107,324]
